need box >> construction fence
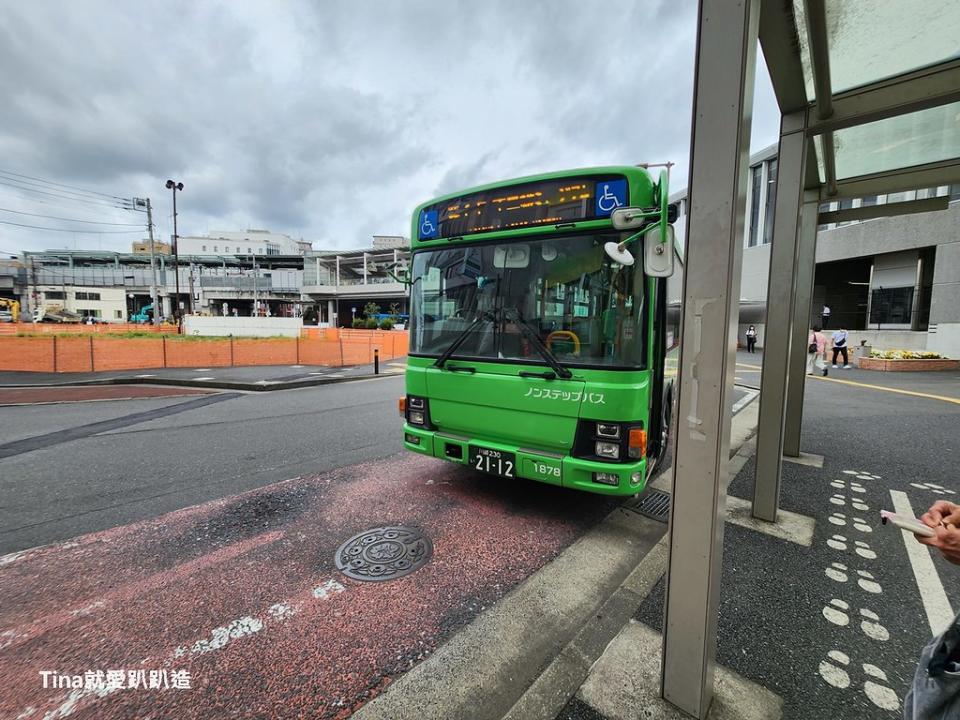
[0,329,408,373]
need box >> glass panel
[763,159,778,245]
[409,233,647,369]
[825,0,960,94]
[748,166,762,247]
[793,0,960,99]
[832,101,960,179]
[870,287,914,326]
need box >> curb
[0,372,399,393]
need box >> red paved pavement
[0,453,618,719]
[0,386,212,406]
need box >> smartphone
[880,510,936,537]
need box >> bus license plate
[470,446,515,478]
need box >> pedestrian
[903,501,960,718]
[806,325,827,376]
[821,304,831,328]
[831,327,851,368]
[745,325,758,354]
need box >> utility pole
[251,254,258,316]
[166,180,185,323]
[136,198,162,325]
[188,263,196,316]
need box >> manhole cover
[624,490,671,523]
[334,526,433,582]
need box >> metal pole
[146,199,160,325]
[188,264,196,317]
[172,187,181,325]
[374,347,379,374]
[753,112,808,522]
[661,0,758,715]
[783,195,819,457]
[252,255,258,316]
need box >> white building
[34,285,128,321]
[176,229,312,257]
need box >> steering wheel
[546,330,580,355]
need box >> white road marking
[890,489,955,634]
[195,368,211,371]
[827,534,847,551]
[854,541,877,560]
[855,569,882,594]
[193,377,215,381]
[823,599,850,626]
[818,650,851,689]
[135,374,157,378]
[825,562,848,582]
[859,609,889,641]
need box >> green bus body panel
[404,357,652,495]
[410,166,656,250]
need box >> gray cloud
[0,0,780,255]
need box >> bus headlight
[405,395,431,428]
[596,423,620,439]
[595,441,620,460]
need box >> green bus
[399,167,682,496]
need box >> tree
[363,302,381,319]
[388,302,401,318]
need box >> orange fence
[0,330,409,373]
[0,323,177,336]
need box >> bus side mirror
[643,224,675,278]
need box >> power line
[0,169,131,202]
[0,219,144,234]
[0,206,143,226]
[0,179,133,209]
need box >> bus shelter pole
[783,195,819,458]
[752,112,808,522]
[660,0,758,716]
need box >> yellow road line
[811,375,960,406]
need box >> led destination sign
[417,176,628,240]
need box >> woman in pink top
[806,325,827,375]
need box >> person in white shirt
[821,304,831,329]
[831,327,851,368]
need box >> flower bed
[858,357,959,372]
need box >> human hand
[918,524,960,565]
[920,500,960,527]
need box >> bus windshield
[409,232,646,369]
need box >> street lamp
[165,180,185,322]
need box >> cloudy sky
[0,1,780,256]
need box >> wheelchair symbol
[420,211,437,238]
[597,184,622,213]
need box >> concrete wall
[183,316,303,337]
[930,239,960,358]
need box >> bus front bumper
[403,425,646,496]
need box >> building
[21,250,306,321]
[131,240,172,255]
[175,229,311,257]
[302,241,410,326]
[673,144,960,357]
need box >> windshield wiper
[433,312,493,369]
[503,308,573,379]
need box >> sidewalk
[557,366,960,719]
[0,358,408,392]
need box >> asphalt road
[0,376,408,554]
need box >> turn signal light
[628,428,647,459]
[399,397,406,417]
